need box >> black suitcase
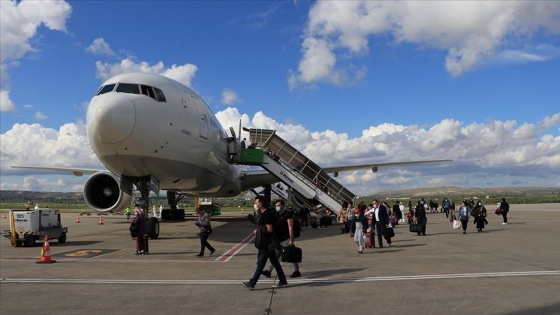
[281,246,302,263]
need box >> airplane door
[192,98,208,140]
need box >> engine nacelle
[84,171,132,213]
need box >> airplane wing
[239,169,278,191]
[11,166,101,177]
[322,159,453,176]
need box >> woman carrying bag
[457,200,472,234]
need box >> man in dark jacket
[242,196,288,290]
[500,198,510,224]
[372,199,392,248]
[415,200,427,236]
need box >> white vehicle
[3,209,67,247]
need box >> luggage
[409,222,421,233]
[281,245,302,263]
[364,231,375,248]
[384,227,395,238]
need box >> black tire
[24,235,35,247]
[147,217,160,239]
[58,232,67,244]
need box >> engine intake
[84,171,132,213]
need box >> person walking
[372,199,392,247]
[242,196,288,290]
[338,201,349,234]
[458,200,472,234]
[261,199,302,279]
[195,207,215,257]
[351,208,367,254]
[473,201,488,232]
[500,198,510,225]
[414,200,427,236]
[125,206,132,222]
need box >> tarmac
[1,204,559,315]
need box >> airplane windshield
[116,83,140,94]
[96,84,116,96]
[97,82,166,102]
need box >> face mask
[254,204,259,211]
[355,214,359,218]
[275,206,282,212]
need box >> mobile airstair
[238,128,355,214]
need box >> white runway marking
[2,270,558,285]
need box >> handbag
[384,226,395,238]
[409,222,421,233]
[453,219,461,229]
[281,245,302,263]
[495,207,502,215]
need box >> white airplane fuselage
[86,73,243,197]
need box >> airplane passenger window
[96,84,116,95]
[116,83,140,94]
[153,87,166,102]
[141,85,156,100]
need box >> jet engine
[84,171,132,213]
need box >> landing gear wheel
[24,235,35,247]
[147,217,160,239]
[58,232,67,244]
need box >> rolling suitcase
[364,232,375,248]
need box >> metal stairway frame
[248,128,355,214]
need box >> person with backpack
[261,199,302,279]
[241,196,288,290]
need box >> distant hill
[368,186,560,198]
[1,187,559,205]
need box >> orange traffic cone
[98,215,104,225]
[37,235,56,264]
[76,214,81,223]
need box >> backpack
[129,221,139,236]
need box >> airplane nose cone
[87,93,135,144]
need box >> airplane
[12,72,451,238]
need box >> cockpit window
[116,83,140,94]
[154,87,167,102]
[141,85,156,100]
[96,84,116,96]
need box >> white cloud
[216,108,560,194]
[221,88,242,105]
[290,1,560,88]
[34,111,48,120]
[86,38,116,56]
[3,110,559,194]
[0,0,72,111]
[95,59,198,87]
[1,89,15,112]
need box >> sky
[1,0,559,197]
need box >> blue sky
[1,1,559,195]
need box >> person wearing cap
[351,207,368,254]
[194,207,215,257]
